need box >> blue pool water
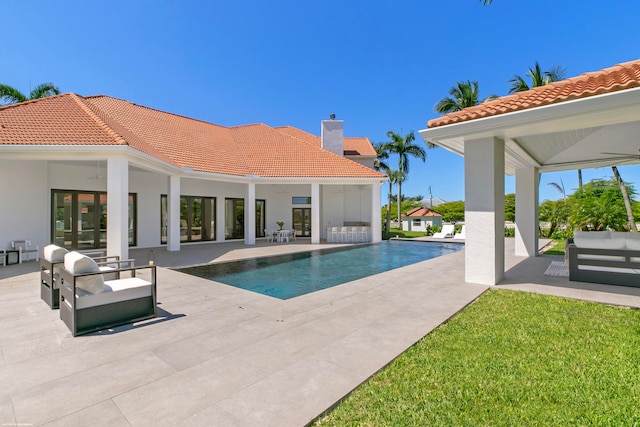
[178,241,463,300]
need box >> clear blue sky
[3,0,640,203]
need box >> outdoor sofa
[58,251,157,336]
[566,230,640,288]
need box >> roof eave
[419,87,640,154]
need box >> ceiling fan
[86,161,106,180]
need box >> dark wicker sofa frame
[567,241,640,288]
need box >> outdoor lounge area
[2,239,640,426]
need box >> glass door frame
[292,207,311,237]
[51,189,137,250]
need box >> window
[52,190,136,250]
[413,219,421,226]
[161,195,215,244]
[292,196,311,205]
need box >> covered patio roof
[421,59,640,174]
[419,58,640,286]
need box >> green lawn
[543,239,567,256]
[383,228,426,239]
[313,290,640,426]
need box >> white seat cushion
[573,230,625,250]
[75,278,153,309]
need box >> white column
[106,157,129,260]
[245,182,256,245]
[311,183,320,244]
[464,137,505,285]
[515,167,540,257]
[371,182,382,243]
[167,175,180,252]
[216,195,226,242]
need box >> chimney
[321,115,344,156]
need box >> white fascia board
[419,87,640,146]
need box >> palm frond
[508,75,529,94]
[0,84,28,104]
[29,82,60,100]
[545,65,567,83]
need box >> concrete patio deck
[2,238,639,426]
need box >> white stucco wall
[0,160,49,250]
[3,159,381,250]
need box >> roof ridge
[85,94,229,129]
[0,92,68,111]
[70,94,129,145]
[272,126,321,149]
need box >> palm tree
[612,166,637,231]
[0,82,60,105]
[481,0,492,4]
[374,143,392,233]
[387,170,405,231]
[434,80,496,114]
[508,62,566,94]
[382,131,430,223]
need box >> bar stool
[330,226,339,243]
[358,226,369,242]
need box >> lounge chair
[58,251,156,336]
[40,244,129,309]
[454,226,466,240]
[432,224,455,239]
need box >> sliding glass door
[224,198,266,240]
[52,190,136,250]
[161,195,215,244]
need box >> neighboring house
[0,94,386,260]
[400,207,443,231]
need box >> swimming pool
[178,241,463,300]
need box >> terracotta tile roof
[428,59,640,128]
[403,207,442,217]
[275,126,377,156]
[0,94,384,179]
[231,124,383,178]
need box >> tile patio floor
[1,239,639,426]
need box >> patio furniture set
[39,244,157,336]
[265,229,297,243]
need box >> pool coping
[175,240,464,300]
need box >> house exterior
[400,207,442,231]
[0,94,386,261]
[420,59,640,285]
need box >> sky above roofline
[2,1,640,202]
